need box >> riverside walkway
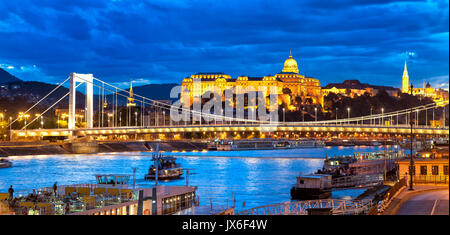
[383,185,449,215]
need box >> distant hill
[107,83,179,105]
[1,78,179,109]
[2,81,85,108]
[0,68,21,84]
[0,66,179,110]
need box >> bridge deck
[11,124,450,139]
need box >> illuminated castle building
[181,52,323,110]
[322,80,400,98]
[401,61,449,104]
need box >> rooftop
[323,79,399,91]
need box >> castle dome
[282,52,299,74]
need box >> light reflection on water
[1,146,388,211]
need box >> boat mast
[154,143,160,186]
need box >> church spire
[129,80,134,98]
[103,96,108,108]
[402,60,410,93]
[127,80,136,107]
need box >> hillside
[1,79,179,109]
[106,83,179,105]
[0,68,21,84]
[1,81,85,108]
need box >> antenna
[185,168,195,187]
[154,143,160,186]
[132,167,137,189]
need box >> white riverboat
[214,138,325,151]
[144,144,183,181]
[0,157,12,169]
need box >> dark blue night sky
[0,0,448,90]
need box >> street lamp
[416,109,419,126]
[443,107,446,128]
[370,107,373,125]
[432,107,435,127]
[381,108,384,126]
[302,107,305,122]
[409,83,414,190]
[314,107,317,122]
[9,116,12,140]
[347,107,350,125]
[335,107,338,124]
[135,111,137,127]
[23,114,30,130]
[282,108,285,123]
[108,113,113,127]
[163,111,166,126]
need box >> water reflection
[1,146,387,211]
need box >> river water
[1,145,393,211]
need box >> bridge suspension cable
[6,76,71,128]
[21,82,83,130]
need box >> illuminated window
[420,166,427,175]
[444,166,449,175]
[432,166,439,175]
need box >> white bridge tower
[68,73,94,129]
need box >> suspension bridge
[6,73,449,142]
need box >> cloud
[112,78,152,88]
[0,0,447,89]
[424,75,450,91]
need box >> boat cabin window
[95,175,130,185]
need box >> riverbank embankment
[0,140,209,156]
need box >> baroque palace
[181,52,323,111]
[179,54,448,112]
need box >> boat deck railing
[7,185,140,215]
[331,174,384,188]
[236,199,373,215]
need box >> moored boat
[290,174,332,200]
[0,157,12,169]
[144,156,184,180]
[213,138,325,151]
[294,139,326,148]
[144,144,183,181]
[371,141,381,146]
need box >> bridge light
[314,107,318,122]
[347,108,350,125]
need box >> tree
[282,87,292,95]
